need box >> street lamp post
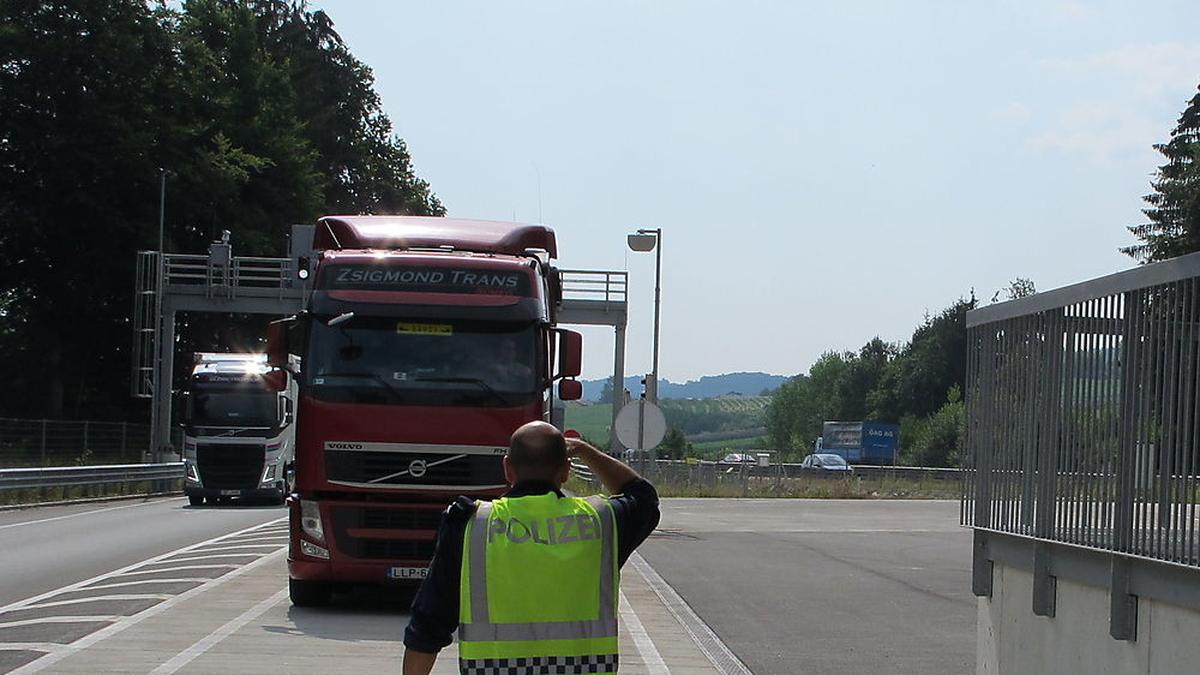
[627,228,662,403]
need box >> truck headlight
[261,463,277,484]
[300,500,324,543]
[185,462,200,483]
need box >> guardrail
[656,460,961,480]
[570,458,959,487]
[0,462,184,495]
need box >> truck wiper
[414,377,510,406]
[315,371,406,401]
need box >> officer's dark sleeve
[606,477,660,567]
[403,497,474,652]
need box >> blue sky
[312,0,1200,382]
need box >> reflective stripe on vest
[458,494,618,674]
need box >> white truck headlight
[300,500,324,543]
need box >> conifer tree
[1124,85,1200,262]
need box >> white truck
[180,353,298,506]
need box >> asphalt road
[0,497,283,607]
[0,495,974,673]
[637,498,975,675]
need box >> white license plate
[219,489,241,496]
[387,566,428,580]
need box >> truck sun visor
[319,264,532,296]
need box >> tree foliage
[1124,84,1200,262]
[658,427,687,460]
[0,0,442,419]
[765,296,979,465]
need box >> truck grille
[330,505,441,561]
[196,443,264,490]
[325,451,504,488]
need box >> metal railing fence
[963,252,1200,570]
[560,270,628,307]
[0,418,181,468]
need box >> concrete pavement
[638,498,975,674]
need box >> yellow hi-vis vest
[458,493,619,675]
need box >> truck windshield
[191,387,278,428]
[305,316,539,407]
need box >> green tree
[833,338,896,420]
[868,297,976,422]
[0,0,177,417]
[901,386,965,467]
[765,351,850,452]
[1124,84,1200,262]
[0,0,443,420]
[658,427,687,460]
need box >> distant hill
[563,396,771,446]
[580,372,787,402]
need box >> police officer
[403,421,660,675]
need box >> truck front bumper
[184,484,283,500]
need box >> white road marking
[0,517,284,615]
[189,543,283,554]
[13,594,171,611]
[115,564,241,577]
[220,535,288,544]
[142,552,267,565]
[148,587,288,674]
[619,592,669,674]
[10,548,286,674]
[74,579,211,593]
[0,499,182,531]
[0,616,117,629]
[631,552,753,675]
[0,643,64,654]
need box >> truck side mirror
[556,329,582,379]
[267,316,295,368]
[558,379,583,401]
[280,396,294,425]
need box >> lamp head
[627,233,658,252]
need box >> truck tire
[289,578,331,607]
[187,494,204,507]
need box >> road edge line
[618,591,669,674]
[630,552,753,675]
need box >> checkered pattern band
[459,653,619,675]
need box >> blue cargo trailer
[817,421,899,464]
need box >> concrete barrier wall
[978,561,1198,675]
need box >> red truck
[267,215,583,606]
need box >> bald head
[507,421,568,482]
